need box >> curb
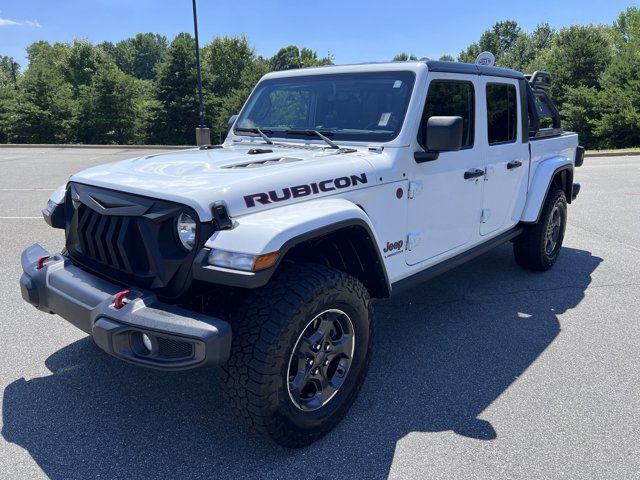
[585,151,640,158]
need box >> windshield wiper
[285,129,340,149]
[234,127,274,145]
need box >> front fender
[206,198,379,254]
[521,156,573,223]
[193,198,386,289]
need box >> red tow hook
[113,289,131,310]
[36,255,51,270]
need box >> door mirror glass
[426,116,463,152]
[228,114,238,128]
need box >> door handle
[507,160,522,170]
[464,168,485,180]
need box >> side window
[486,83,518,145]
[534,93,556,129]
[421,80,475,148]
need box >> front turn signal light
[253,252,280,271]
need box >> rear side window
[534,94,556,129]
[486,83,518,144]
[421,80,475,148]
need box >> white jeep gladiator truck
[20,60,583,447]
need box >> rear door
[479,78,529,236]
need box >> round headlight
[177,212,197,250]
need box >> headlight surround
[43,185,67,229]
[207,249,280,272]
[177,212,197,251]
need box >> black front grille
[64,183,214,298]
[76,206,150,274]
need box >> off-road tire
[514,187,567,271]
[220,263,373,448]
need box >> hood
[69,145,377,221]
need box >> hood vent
[225,157,303,169]
[247,148,273,155]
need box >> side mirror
[228,114,238,129]
[415,116,464,163]
[426,116,463,152]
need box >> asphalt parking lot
[0,147,639,479]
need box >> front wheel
[220,263,373,448]
[513,187,567,271]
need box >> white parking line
[0,188,55,192]
[0,216,41,219]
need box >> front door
[405,75,484,266]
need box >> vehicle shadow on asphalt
[2,245,602,479]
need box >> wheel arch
[277,220,391,299]
[521,158,574,224]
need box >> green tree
[0,56,20,88]
[109,33,168,80]
[270,45,332,71]
[77,62,143,144]
[393,53,418,61]
[210,56,271,143]
[64,39,105,94]
[541,24,613,105]
[501,24,556,72]
[593,8,640,148]
[561,86,602,148]
[488,20,521,54]
[10,42,77,143]
[459,20,522,65]
[204,35,254,98]
[150,32,200,145]
[0,57,20,142]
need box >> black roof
[426,60,524,80]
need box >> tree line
[398,7,640,150]
[0,6,638,149]
[0,35,332,146]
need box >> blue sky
[0,0,635,69]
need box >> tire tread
[514,187,567,271]
[220,263,373,448]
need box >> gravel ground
[0,148,639,479]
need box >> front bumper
[20,243,232,371]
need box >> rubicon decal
[244,173,368,208]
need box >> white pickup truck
[20,60,583,447]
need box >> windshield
[235,71,415,143]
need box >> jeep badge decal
[244,173,368,208]
[383,239,404,258]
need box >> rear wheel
[221,263,373,448]
[514,187,567,271]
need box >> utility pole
[10,59,18,90]
[192,0,210,146]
